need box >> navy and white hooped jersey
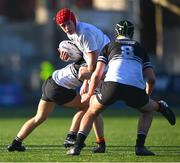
[98,39,153,89]
[52,59,86,90]
[67,21,110,63]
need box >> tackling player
[67,20,176,156]
[7,58,104,153]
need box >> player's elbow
[147,78,156,87]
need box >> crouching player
[7,59,105,153]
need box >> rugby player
[67,20,176,156]
[7,58,104,153]
[55,7,110,152]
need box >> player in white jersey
[55,8,110,152]
[67,20,176,156]
[55,8,110,78]
[7,59,104,153]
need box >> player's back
[100,39,151,89]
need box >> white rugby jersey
[67,21,110,63]
[98,39,153,89]
[52,63,82,89]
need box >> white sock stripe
[78,131,88,137]
[138,130,147,136]
[68,131,77,135]
[15,136,22,142]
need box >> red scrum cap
[55,8,76,26]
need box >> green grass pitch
[0,107,179,162]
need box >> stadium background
[0,0,179,107]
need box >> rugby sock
[96,137,105,144]
[12,136,22,146]
[75,131,87,148]
[136,131,146,147]
[15,136,22,142]
[67,131,77,140]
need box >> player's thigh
[125,87,149,109]
[42,77,74,104]
[64,94,89,110]
[35,99,55,119]
[89,95,105,115]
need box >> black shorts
[41,77,77,105]
[95,81,149,109]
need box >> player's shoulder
[76,22,90,40]
[119,39,145,51]
[78,21,100,35]
[107,40,120,50]
[133,40,146,52]
[101,41,119,54]
[133,40,142,47]
[77,22,92,32]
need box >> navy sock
[75,132,87,148]
[12,137,22,146]
[136,134,146,147]
[67,131,77,140]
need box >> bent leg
[93,114,104,140]
[8,100,55,152]
[17,100,55,140]
[67,95,105,155]
[63,94,88,147]
[69,110,85,132]
[63,110,85,148]
[135,99,156,156]
[64,94,106,151]
[64,94,88,133]
[137,111,153,135]
[140,99,176,125]
[92,114,106,153]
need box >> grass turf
[0,107,179,162]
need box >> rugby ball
[59,40,83,62]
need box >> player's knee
[140,99,157,112]
[33,115,47,124]
[78,101,89,111]
[87,107,101,117]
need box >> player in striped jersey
[67,20,176,156]
[7,58,104,153]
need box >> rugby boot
[67,146,82,155]
[158,100,176,125]
[63,136,86,148]
[7,141,26,152]
[92,142,106,153]
[135,146,155,156]
[63,137,76,148]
